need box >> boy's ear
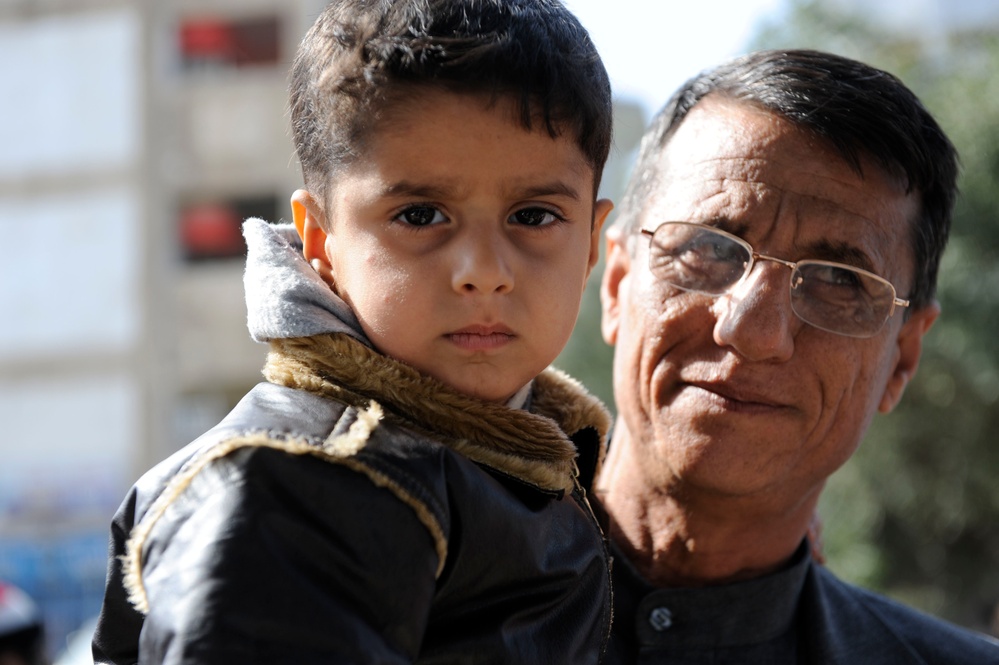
[290,189,335,286]
[586,198,614,279]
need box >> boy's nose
[712,262,797,362]
[452,231,514,295]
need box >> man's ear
[585,199,614,280]
[290,189,335,286]
[600,226,631,346]
[879,300,940,413]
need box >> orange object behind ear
[290,189,336,288]
[290,189,326,259]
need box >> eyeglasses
[640,222,910,338]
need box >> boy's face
[296,90,611,402]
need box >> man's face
[313,89,610,403]
[600,97,938,502]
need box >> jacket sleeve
[132,444,442,664]
[92,487,147,665]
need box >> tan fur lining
[530,367,611,480]
[123,404,448,615]
[264,335,611,493]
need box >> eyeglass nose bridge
[741,252,800,288]
[749,251,846,312]
[736,253,810,324]
[750,252,798,272]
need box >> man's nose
[451,228,515,295]
[712,261,797,362]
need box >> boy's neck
[505,381,534,410]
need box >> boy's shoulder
[117,382,456,610]
[128,362,611,536]
[131,381,455,518]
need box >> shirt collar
[611,537,811,652]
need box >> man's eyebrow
[697,219,880,272]
[690,218,750,239]
[804,239,877,272]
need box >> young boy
[93,0,614,662]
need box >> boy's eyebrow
[381,181,455,199]
[511,181,583,201]
[378,180,584,201]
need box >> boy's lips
[445,324,516,351]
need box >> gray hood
[242,218,370,346]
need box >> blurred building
[0,0,327,654]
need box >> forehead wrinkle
[779,203,903,281]
[714,173,896,240]
[759,193,899,275]
[653,97,918,293]
[656,133,913,251]
[671,148,897,212]
[658,168,903,279]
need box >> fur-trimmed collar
[264,334,611,494]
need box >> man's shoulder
[806,562,999,663]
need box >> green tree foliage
[755,0,999,635]
[555,99,647,412]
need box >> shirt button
[648,606,673,632]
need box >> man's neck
[596,432,821,588]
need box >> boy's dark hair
[290,0,612,211]
[616,49,959,310]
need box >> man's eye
[681,237,740,264]
[510,208,562,227]
[395,205,447,226]
[811,264,863,288]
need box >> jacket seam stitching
[121,406,447,615]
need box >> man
[596,49,999,663]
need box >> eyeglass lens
[647,222,898,337]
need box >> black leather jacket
[93,334,613,664]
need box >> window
[179,195,280,261]
[179,15,281,71]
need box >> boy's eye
[510,207,562,227]
[395,205,447,226]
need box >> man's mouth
[685,379,788,412]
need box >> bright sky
[563,0,787,117]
